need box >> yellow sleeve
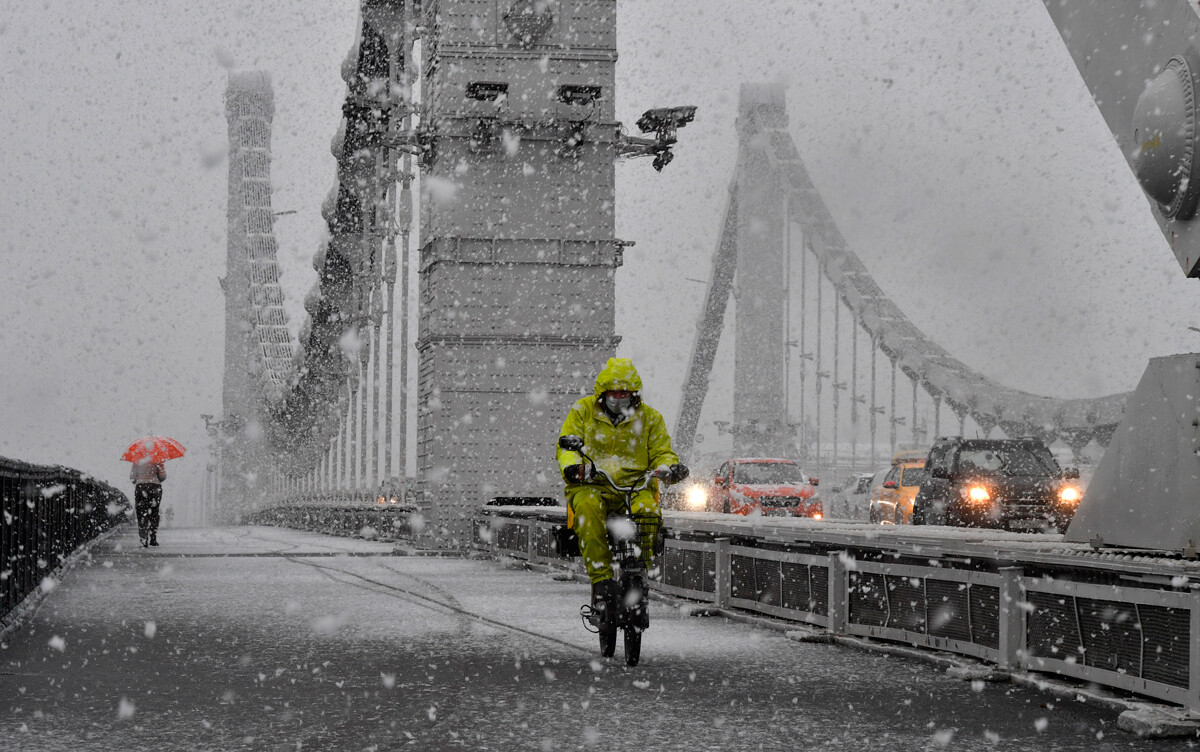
[556,400,587,476]
[645,407,680,468]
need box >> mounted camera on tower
[619,105,697,171]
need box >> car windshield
[900,467,927,486]
[733,463,807,485]
[956,447,1057,476]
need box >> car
[868,450,929,525]
[827,472,877,520]
[911,437,1082,532]
[708,458,822,519]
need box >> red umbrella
[122,436,186,464]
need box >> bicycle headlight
[686,485,708,510]
[1059,486,1081,504]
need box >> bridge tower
[418,1,622,542]
[221,72,294,520]
[733,85,798,458]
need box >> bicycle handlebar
[588,462,658,495]
[560,437,663,495]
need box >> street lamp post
[201,413,222,524]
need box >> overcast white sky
[2,1,1197,505]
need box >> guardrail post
[714,537,731,608]
[998,566,1024,669]
[475,514,490,554]
[526,520,537,562]
[1190,590,1200,711]
[828,550,849,634]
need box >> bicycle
[558,434,664,667]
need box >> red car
[709,458,822,519]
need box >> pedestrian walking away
[121,435,184,548]
[130,458,166,547]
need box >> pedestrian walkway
[1,526,1188,750]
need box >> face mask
[604,395,633,415]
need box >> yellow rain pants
[568,485,660,584]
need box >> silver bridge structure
[211,1,689,542]
[675,85,1129,474]
[113,0,1200,726]
[213,4,418,522]
[208,1,1200,553]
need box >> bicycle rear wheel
[624,626,642,666]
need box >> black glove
[564,464,595,483]
[669,463,690,483]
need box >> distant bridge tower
[221,71,294,520]
[733,85,796,457]
[418,1,622,542]
[676,83,1125,477]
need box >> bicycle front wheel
[599,621,617,657]
[624,626,642,666]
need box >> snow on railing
[0,457,128,622]
[248,490,418,542]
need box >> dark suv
[910,437,1082,532]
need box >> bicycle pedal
[579,604,601,633]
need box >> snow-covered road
[1,526,1191,750]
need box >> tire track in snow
[286,555,593,655]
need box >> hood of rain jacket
[592,357,643,396]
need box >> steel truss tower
[221,72,294,520]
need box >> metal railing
[474,507,1200,711]
[247,492,418,541]
[1,456,128,621]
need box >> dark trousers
[135,483,162,539]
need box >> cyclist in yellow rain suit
[557,358,688,625]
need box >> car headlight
[965,485,990,503]
[686,485,708,510]
[1059,487,1081,504]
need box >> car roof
[730,458,797,465]
[891,449,927,464]
[948,439,1048,450]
